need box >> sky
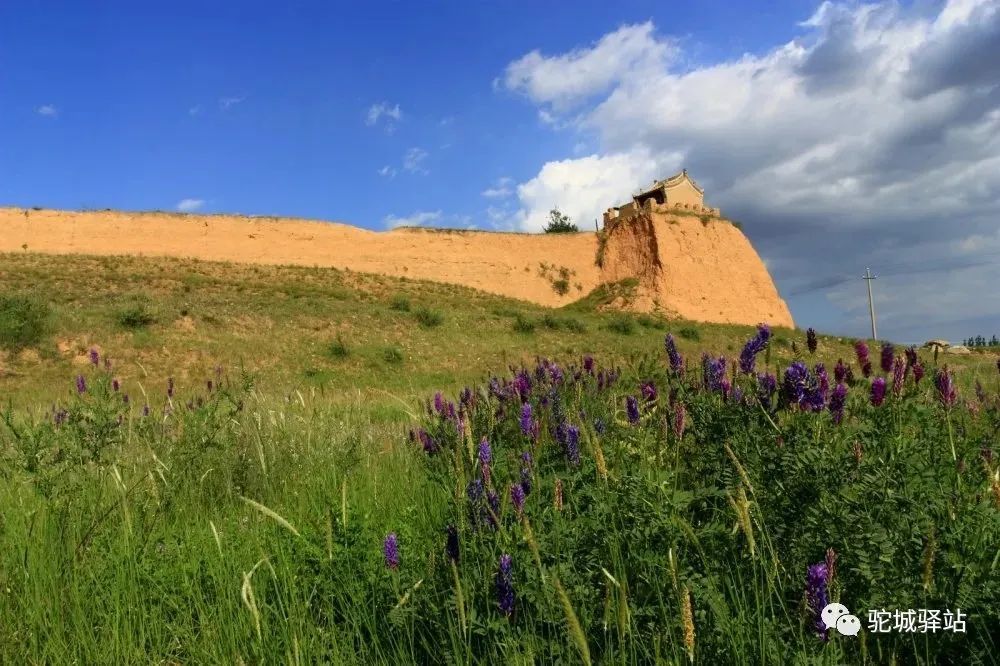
[2,0,999,344]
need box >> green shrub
[513,315,536,334]
[328,335,350,359]
[414,307,444,328]
[540,314,586,333]
[0,295,48,351]
[116,297,155,329]
[551,279,570,296]
[677,326,701,341]
[607,315,634,335]
[382,346,404,364]
[637,314,666,330]
[389,294,410,312]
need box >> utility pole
[863,267,878,340]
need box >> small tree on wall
[543,208,578,233]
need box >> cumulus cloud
[501,0,1000,340]
[383,210,442,229]
[36,104,58,117]
[176,198,205,212]
[366,102,403,128]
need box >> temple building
[603,170,720,225]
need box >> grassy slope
[3,253,995,413]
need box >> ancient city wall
[0,207,794,327]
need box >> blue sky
[3,1,999,343]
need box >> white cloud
[481,177,514,198]
[188,105,202,116]
[366,102,403,127]
[378,165,397,178]
[36,104,58,117]
[503,22,675,112]
[176,198,205,212]
[383,210,442,229]
[219,96,245,110]
[501,1,1000,339]
[402,147,429,174]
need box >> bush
[551,279,570,296]
[607,315,634,335]
[115,297,155,329]
[0,295,48,351]
[543,208,578,234]
[328,335,350,359]
[389,295,411,312]
[677,326,701,341]
[513,315,536,334]
[414,307,444,328]
[382,346,404,364]
[540,314,586,333]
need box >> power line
[863,267,878,340]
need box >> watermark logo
[822,603,967,637]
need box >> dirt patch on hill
[0,207,793,327]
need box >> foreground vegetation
[2,327,999,663]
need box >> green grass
[0,294,48,351]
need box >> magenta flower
[935,367,957,407]
[672,402,686,439]
[383,533,399,570]
[880,343,895,374]
[870,377,887,407]
[854,341,872,377]
[892,356,905,397]
[912,362,925,384]
[75,375,87,394]
[829,383,848,424]
[112,378,120,393]
[89,348,100,366]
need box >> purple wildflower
[912,363,925,384]
[855,341,872,378]
[519,403,534,436]
[583,355,595,374]
[383,533,399,570]
[870,377,887,407]
[433,391,445,414]
[806,562,830,639]
[829,383,848,424]
[520,465,533,495]
[511,484,526,515]
[496,554,515,618]
[905,346,919,368]
[806,328,818,354]
[892,356,906,397]
[445,524,460,563]
[880,343,895,374]
[89,348,100,366]
[112,378,120,393]
[782,362,810,407]
[167,377,175,398]
[418,429,438,454]
[702,354,727,392]
[75,375,87,394]
[664,334,684,375]
[593,417,606,435]
[142,404,150,417]
[207,379,214,393]
[815,364,829,405]
[641,380,658,403]
[739,324,771,374]
[935,367,957,407]
[626,396,640,424]
[757,372,777,408]
[565,425,581,466]
[478,437,492,467]
[834,359,848,384]
[672,402,686,439]
[486,491,500,528]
